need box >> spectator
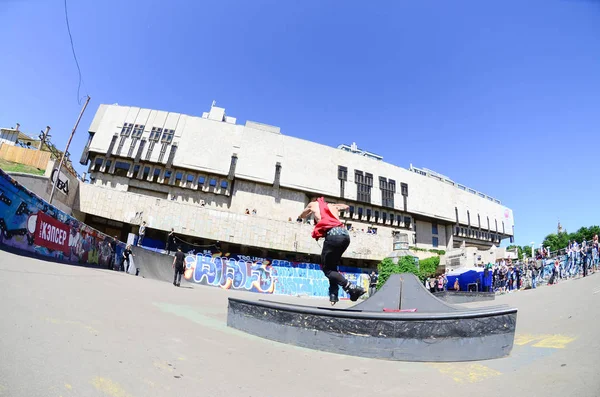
[369,271,378,297]
[138,221,146,247]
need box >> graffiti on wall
[0,169,124,266]
[183,251,370,298]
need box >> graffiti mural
[0,169,124,266]
[183,251,370,298]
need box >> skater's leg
[321,229,365,302]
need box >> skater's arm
[298,203,315,219]
[331,203,349,211]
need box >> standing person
[298,197,365,305]
[138,221,146,247]
[166,228,175,255]
[109,236,117,270]
[121,244,134,273]
[172,246,186,287]
[368,271,378,297]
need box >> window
[432,236,439,248]
[274,162,281,188]
[209,178,217,187]
[397,214,403,225]
[338,166,347,198]
[338,166,348,181]
[149,127,162,141]
[93,157,103,171]
[166,145,178,167]
[160,129,174,143]
[198,176,206,186]
[401,183,408,196]
[467,211,471,226]
[158,143,169,163]
[104,160,112,172]
[186,174,195,183]
[175,172,183,186]
[133,164,140,177]
[221,180,229,189]
[355,170,372,203]
[116,136,127,155]
[432,223,438,235]
[228,154,238,179]
[152,168,161,182]
[145,141,156,161]
[120,123,133,137]
[131,124,144,138]
[380,177,395,208]
[455,207,459,223]
[357,207,363,217]
[374,210,379,221]
[366,209,372,219]
[382,212,387,223]
[349,205,355,215]
[142,166,151,180]
[477,214,481,228]
[404,216,412,229]
[127,139,138,158]
[114,161,130,177]
[163,170,172,184]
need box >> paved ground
[0,250,598,397]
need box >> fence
[0,144,51,170]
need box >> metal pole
[39,126,51,151]
[49,96,91,204]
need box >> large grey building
[78,103,515,267]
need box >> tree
[376,256,419,290]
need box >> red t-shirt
[311,197,343,240]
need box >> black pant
[321,231,351,298]
[121,257,130,272]
[173,267,183,285]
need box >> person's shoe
[329,294,339,306]
[176,283,181,287]
[346,284,366,302]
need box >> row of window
[337,165,408,208]
[455,208,506,234]
[454,226,501,242]
[343,205,412,229]
[93,157,229,190]
[121,124,174,143]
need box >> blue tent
[446,267,486,291]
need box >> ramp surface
[131,246,175,283]
[352,274,402,312]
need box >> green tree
[376,256,419,290]
[418,256,440,280]
[542,232,569,253]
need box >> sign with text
[34,212,70,254]
[50,168,70,196]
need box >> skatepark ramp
[227,273,517,362]
[131,246,177,283]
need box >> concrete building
[78,103,515,267]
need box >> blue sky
[1,0,599,247]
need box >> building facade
[78,103,515,267]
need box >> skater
[120,244,134,273]
[298,197,365,305]
[172,246,185,287]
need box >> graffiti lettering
[183,254,369,298]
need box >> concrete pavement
[0,249,598,396]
